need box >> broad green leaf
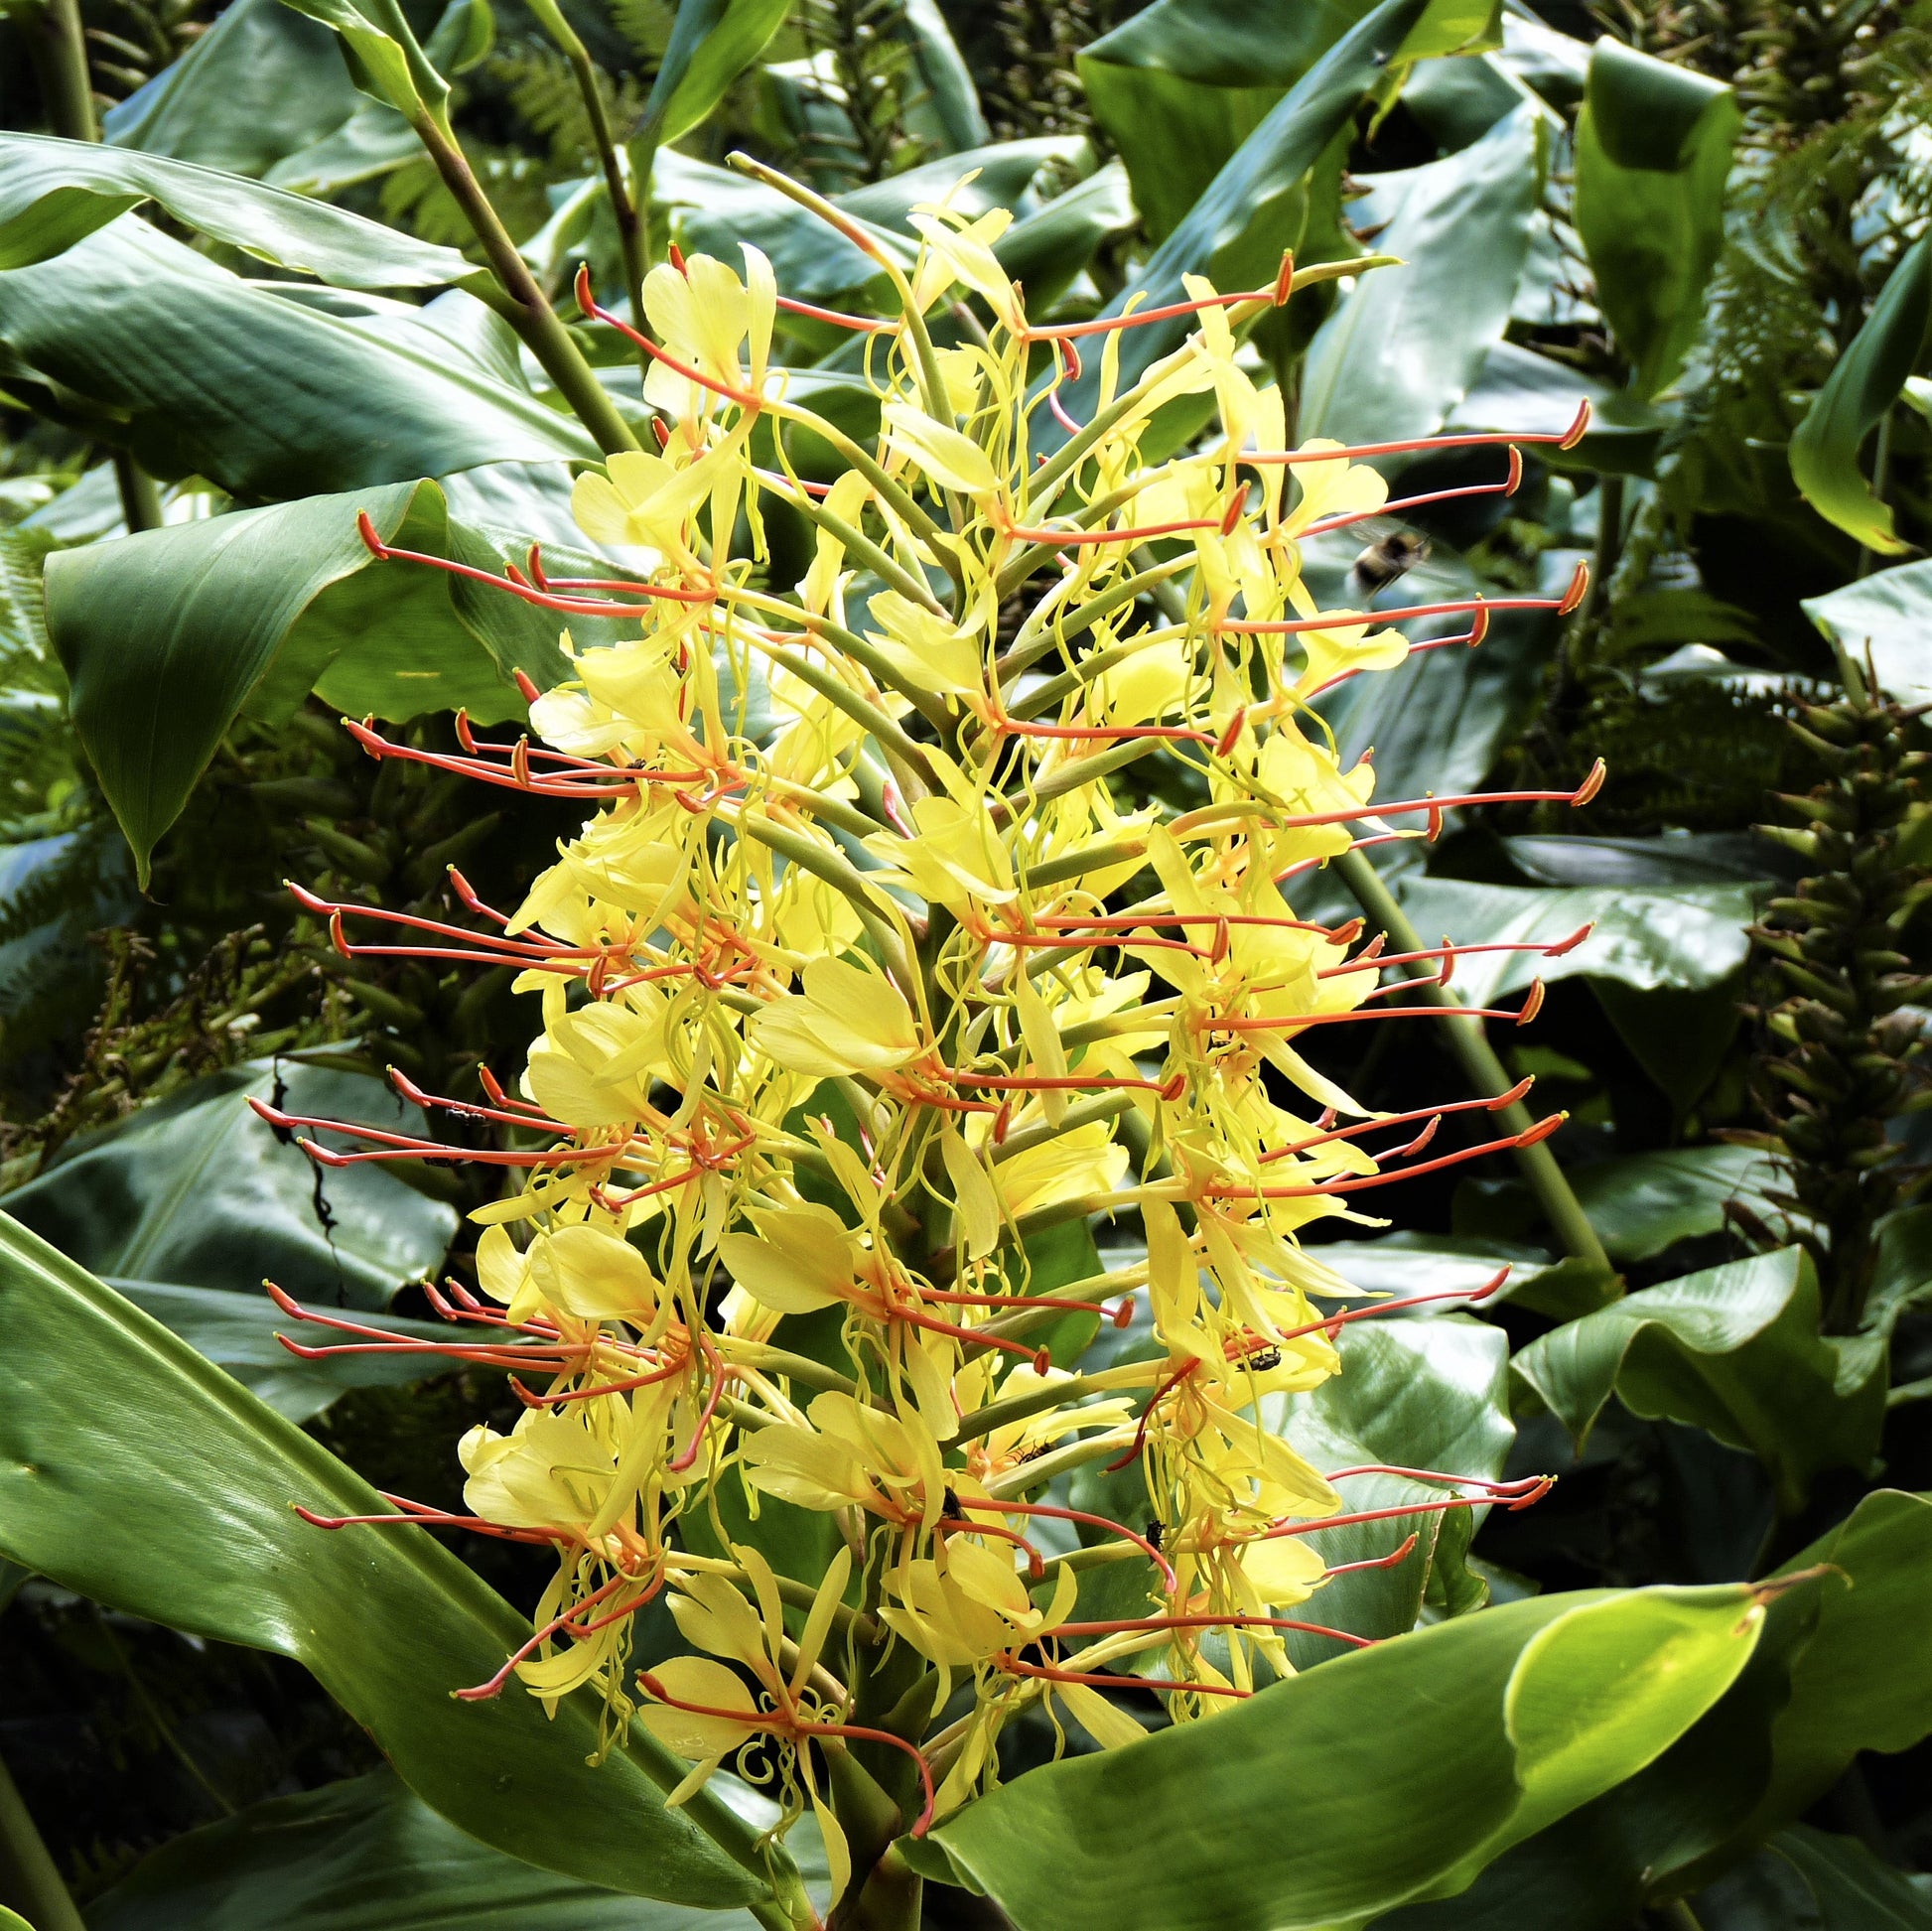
[1380,1490,1932,1926]
[274,0,451,121]
[893,0,990,156]
[1400,53,1528,154]
[45,478,632,879]
[1693,1827,1932,1930]
[1078,0,1499,240]
[0,1212,769,1909]
[1788,233,1931,553]
[1573,42,1739,400]
[1502,832,1776,890]
[1802,555,1932,699]
[638,0,791,146]
[1313,1231,1619,1318]
[1390,875,1756,1004]
[0,133,474,288]
[1565,1144,1784,1263]
[1449,339,1674,476]
[1301,105,1544,444]
[1509,1249,1885,1511]
[929,1584,1766,1928]
[88,1766,829,1930]
[1315,547,1571,804]
[1043,0,1445,449]
[102,0,415,191]
[1275,1315,1516,1654]
[0,221,597,501]
[2,1058,457,1420]
[1594,975,1744,1121]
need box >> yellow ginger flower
[291,187,1592,1899]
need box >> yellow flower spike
[303,184,1588,1870]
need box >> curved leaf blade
[930,1585,1765,1930]
[1301,103,1544,445]
[89,1766,822,1930]
[0,221,596,501]
[1572,41,1739,401]
[0,133,474,287]
[45,478,623,880]
[0,1211,766,1909]
[1509,1248,1886,1510]
[1788,234,1932,555]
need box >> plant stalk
[410,113,641,455]
[23,0,173,529]
[523,0,647,334]
[1333,848,1613,1274]
[0,1752,86,1931]
[1856,405,1893,579]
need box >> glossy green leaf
[273,0,448,122]
[1802,554,1932,698]
[1449,339,1674,476]
[102,0,415,192]
[1043,0,1443,451]
[1078,0,1498,240]
[0,133,474,288]
[894,0,989,156]
[45,478,631,879]
[929,1583,1766,1928]
[2,1058,457,1421]
[1379,1490,1932,1927]
[638,0,790,145]
[1274,1315,1516,1654]
[1502,832,1776,889]
[89,1766,828,1931]
[1789,234,1931,554]
[1312,1231,1619,1318]
[1694,1827,1932,1930]
[1391,874,1756,1004]
[1573,42,1739,400]
[0,221,597,500]
[1313,547,1570,805]
[1510,1249,1885,1510]
[0,1212,769,1909]
[1566,1144,1784,1263]
[1301,105,1544,444]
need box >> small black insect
[1017,1442,1053,1464]
[1145,1520,1165,1551]
[941,1485,962,1520]
[1348,529,1432,601]
[1246,1345,1283,1373]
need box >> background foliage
[2,0,1931,1922]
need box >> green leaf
[1300,105,1544,445]
[930,1584,1766,1928]
[1788,233,1931,553]
[1311,1231,1619,1318]
[0,133,475,288]
[1275,1315,1516,1654]
[89,1766,827,1930]
[0,222,597,500]
[1078,0,1499,241]
[893,0,990,156]
[1043,0,1445,450]
[1314,547,1571,807]
[638,0,791,146]
[0,1211,769,1909]
[1572,41,1739,400]
[274,0,451,122]
[1390,875,1757,1003]
[1802,555,1932,699]
[45,478,631,879]
[1377,1490,1932,1926]
[103,0,416,193]
[1509,1249,1885,1510]
[2,1058,457,1420]
[1565,1144,1784,1263]
[1694,1827,1932,1930]
[1449,340,1674,476]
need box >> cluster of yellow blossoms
[270,173,1584,1910]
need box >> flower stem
[521,0,646,339]
[0,1751,86,1931]
[410,111,641,456]
[1332,848,1613,1275]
